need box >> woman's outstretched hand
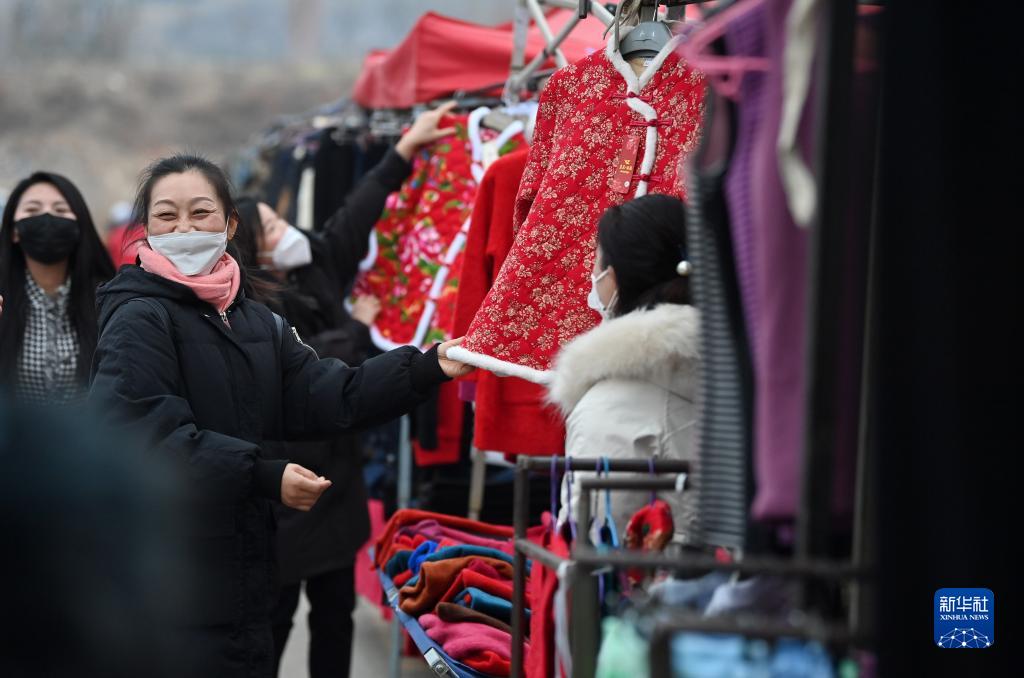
[438,337,474,379]
[395,101,458,160]
[281,463,331,511]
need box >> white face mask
[587,268,617,319]
[264,225,312,271]
[148,217,229,276]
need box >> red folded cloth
[624,500,675,586]
[399,556,514,616]
[465,559,504,580]
[527,513,569,678]
[374,510,514,570]
[462,651,513,677]
[440,566,515,607]
[397,519,516,555]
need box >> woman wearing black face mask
[0,172,115,405]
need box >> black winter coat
[265,147,412,584]
[88,265,446,678]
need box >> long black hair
[0,172,115,385]
[596,193,691,317]
[232,196,280,305]
[132,154,276,304]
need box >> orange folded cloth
[398,556,514,616]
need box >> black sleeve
[279,319,450,439]
[89,301,286,504]
[319,148,413,288]
[305,317,375,367]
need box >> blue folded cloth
[408,540,439,575]
[769,639,834,678]
[421,544,515,566]
[383,550,413,579]
[671,633,835,678]
[453,587,530,624]
[648,571,730,611]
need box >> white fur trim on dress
[605,30,685,94]
[547,304,700,415]
[605,31,684,198]
[626,96,659,197]
[446,346,554,385]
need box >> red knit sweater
[454,150,566,456]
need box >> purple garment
[731,0,867,522]
[745,0,813,521]
[723,3,767,345]
[457,380,477,402]
[396,519,515,555]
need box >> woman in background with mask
[0,171,115,405]
[89,152,472,678]
[234,195,383,678]
[243,102,455,350]
[547,194,700,544]
[231,103,455,678]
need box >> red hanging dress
[449,32,705,383]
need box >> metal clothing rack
[798,0,877,625]
[509,455,875,678]
[572,543,873,678]
[510,456,693,678]
[387,415,413,678]
[504,0,616,103]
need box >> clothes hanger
[616,0,674,59]
[678,0,770,100]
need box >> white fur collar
[547,304,700,415]
[605,25,685,93]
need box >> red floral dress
[352,114,525,350]
[451,36,705,383]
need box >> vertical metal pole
[571,487,598,678]
[505,0,531,104]
[510,457,531,678]
[850,86,885,641]
[387,609,402,678]
[796,0,857,606]
[388,414,413,678]
[398,414,412,509]
[468,446,487,520]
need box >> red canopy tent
[351,9,609,110]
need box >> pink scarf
[138,244,241,314]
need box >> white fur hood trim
[547,304,700,415]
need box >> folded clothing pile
[374,509,531,677]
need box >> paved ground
[279,590,434,678]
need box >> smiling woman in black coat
[229,105,458,678]
[88,152,472,678]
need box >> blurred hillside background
[0,0,512,225]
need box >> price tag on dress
[611,134,641,194]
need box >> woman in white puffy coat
[547,194,699,544]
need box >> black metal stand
[510,456,691,678]
[510,455,876,678]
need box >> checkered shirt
[15,275,83,405]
